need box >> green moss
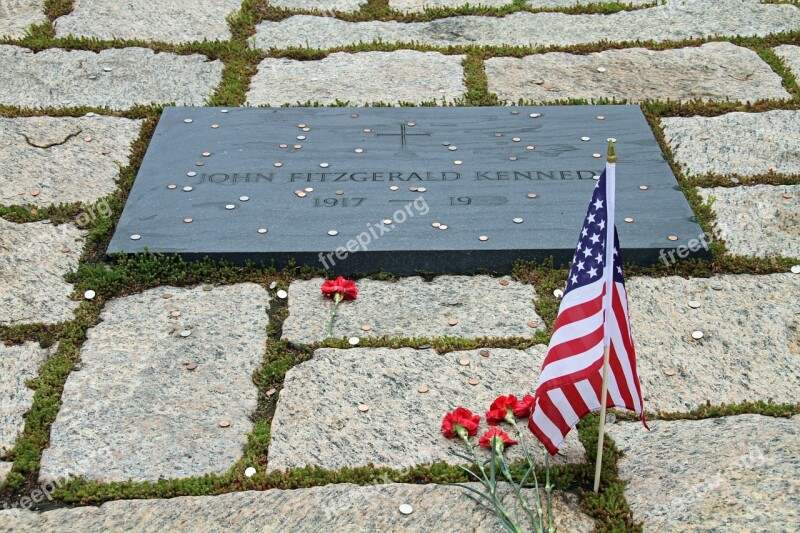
[656,400,800,420]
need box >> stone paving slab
[0,462,10,484]
[627,274,800,413]
[486,42,789,104]
[0,220,83,327]
[0,116,143,208]
[270,0,367,12]
[251,0,800,50]
[281,276,542,344]
[54,0,241,44]
[698,185,799,259]
[775,45,800,80]
[1,342,54,456]
[662,111,800,177]
[0,483,594,532]
[246,51,466,106]
[267,346,585,473]
[390,0,512,13]
[0,0,46,40]
[0,46,223,110]
[608,415,800,532]
[38,284,269,484]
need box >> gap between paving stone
[608,415,800,532]
[627,274,800,413]
[0,116,143,208]
[0,484,594,532]
[38,284,269,484]
[269,0,368,12]
[54,0,242,44]
[0,0,46,40]
[267,346,585,473]
[697,185,800,259]
[246,51,466,107]
[485,42,789,104]
[774,44,800,81]
[0,220,84,327]
[281,276,543,344]
[662,111,800,177]
[0,46,223,110]
[251,0,800,50]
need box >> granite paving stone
[1,342,54,457]
[486,42,789,104]
[269,0,367,12]
[0,220,84,326]
[608,415,800,532]
[246,51,466,106]
[267,346,585,473]
[527,0,652,6]
[54,0,242,44]
[390,0,512,13]
[627,274,800,413]
[0,46,223,109]
[281,276,542,344]
[38,284,269,483]
[252,0,800,49]
[698,185,800,259]
[662,111,800,177]
[0,462,10,484]
[774,45,800,80]
[0,0,46,39]
[0,116,143,207]
[0,483,594,532]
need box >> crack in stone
[21,128,83,149]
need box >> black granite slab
[108,106,708,274]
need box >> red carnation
[512,394,535,419]
[442,407,481,439]
[485,394,518,426]
[479,427,518,449]
[321,276,358,301]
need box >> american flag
[529,163,647,455]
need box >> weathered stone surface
[1,342,53,456]
[0,0,46,39]
[662,111,800,177]
[698,185,799,258]
[775,45,800,80]
[252,0,800,49]
[0,116,143,207]
[270,0,367,12]
[0,220,83,326]
[247,51,466,106]
[627,274,800,413]
[486,42,788,104]
[390,0,512,13]
[527,0,652,5]
[54,0,241,44]
[268,347,585,473]
[0,46,223,109]
[0,462,10,484]
[0,483,594,532]
[282,276,542,344]
[38,284,269,483]
[608,415,800,532]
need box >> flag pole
[593,140,617,493]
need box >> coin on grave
[469,379,480,386]
[448,318,459,326]
[170,310,182,317]
[479,349,490,357]
[361,324,372,331]
[459,358,470,366]
[267,388,277,396]
[499,279,509,286]
[527,321,538,328]
[218,419,231,428]
[418,386,429,394]
[358,404,369,412]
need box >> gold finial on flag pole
[606,139,617,163]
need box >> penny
[439,224,448,230]
[83,136,92,142]
[624,217,634,223]
[162,293,173,299]
[297,192,307,198]
[592,153,602,158]
[202,285,213,292]
[668,235,679,241]
[274,162,283,167]
[31,190,39,196]
[479,349,490,357]
[458,358,470,366]
[361,324,372,331]
[266,388,277,396]
[526,145,535,150]
[527,321,538,328]
[664,368,676,376]
[479,235,489,241]
[335,190,344,195]
[639,185,649,190]
[418,386,429,394]
[218,419,231,428]
[60,247,70,253]
[469,379,480,386]
[294,144,302,149]
[448,318,459,326]
[512,137,521,142]
[499,279,509,286]
[184,217,193,223]
[357,404,369,412]
[170,310,182,317]
[596,115,605,120]
[783,193,793,199]
[527,193,537,198]
[211,124,219,129]
[185,363,197,370]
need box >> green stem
[325,294,343,337]
[510,419,545,524]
